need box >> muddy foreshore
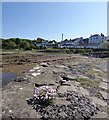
[1,52,109,119]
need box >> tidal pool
[0,72,16,86]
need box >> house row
[35,41,56,48]
[58,33,107,49]
[35,33,107,49]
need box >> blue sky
[2,2,107,41]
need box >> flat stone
[58,85,77,94]
[100,82,108,90]
[102,78,108,83]
[31,72,41,77]
[33,66,40,70]
[66,75,76,80]
[30,69,35,72]
[59,111,68,117]
[40,62,49,67]
[29,109,42,118]
[99,91,108,100]
[55,65,68,68]
[55,97,70,105]
[93,68,102,72]
[19,87,23,90]
[37,70,41,72]
[77,75,89,79]
[63,80,80,87]
[91,111,108,119]
[90,97,107,107]
[78,87,89,96]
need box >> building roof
[91,33,105,37]
[91,34,99,37]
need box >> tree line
[0,37,109,50]
[1,37,57,50]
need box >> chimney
[62,34,63,41]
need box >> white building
[59,37,83,48]
[58,33,106,49]
[89,33,106,44]
[35,41,56,48]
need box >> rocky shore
[2,52,108,119]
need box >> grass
[70,77,100,88]
[86,69,106,77]
[2,49,38,53]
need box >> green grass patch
[71,77,100,87]
[86,69,106,77]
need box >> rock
[34,83,46,87]
[33,66,40,70]
[40,62,49,67]
[99,91,108,100]
[77,75,89,79]
[55,97,70,105]
[29,91,98,120]
[57,86,69,94]
[37,70,41,72]
[30,69,35,72]
[14,77,28,82]
[62,80,80,87]
[58,85,77,94]
[55,65,68,68]
[100,82,108,90]
[91,111,108,119]
[102,78,108,83]
[19,87,23,90]
[78,87,89,96]
[90,97,107,107]
[31,72,41,77]
[58,111,68,118]
[70,81,80,86]
[92,68,102,72]
[66,75,76,80]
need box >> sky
[2,2,107,41]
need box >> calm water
[0,73,16,86]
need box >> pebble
[28,91,98,119]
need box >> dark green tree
[36,38,46,43]
[9,41,17,49]
[20,41,30,49]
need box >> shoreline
[2,52,108,119]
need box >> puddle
[0,72,16,86]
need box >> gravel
[27,91,98,120]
